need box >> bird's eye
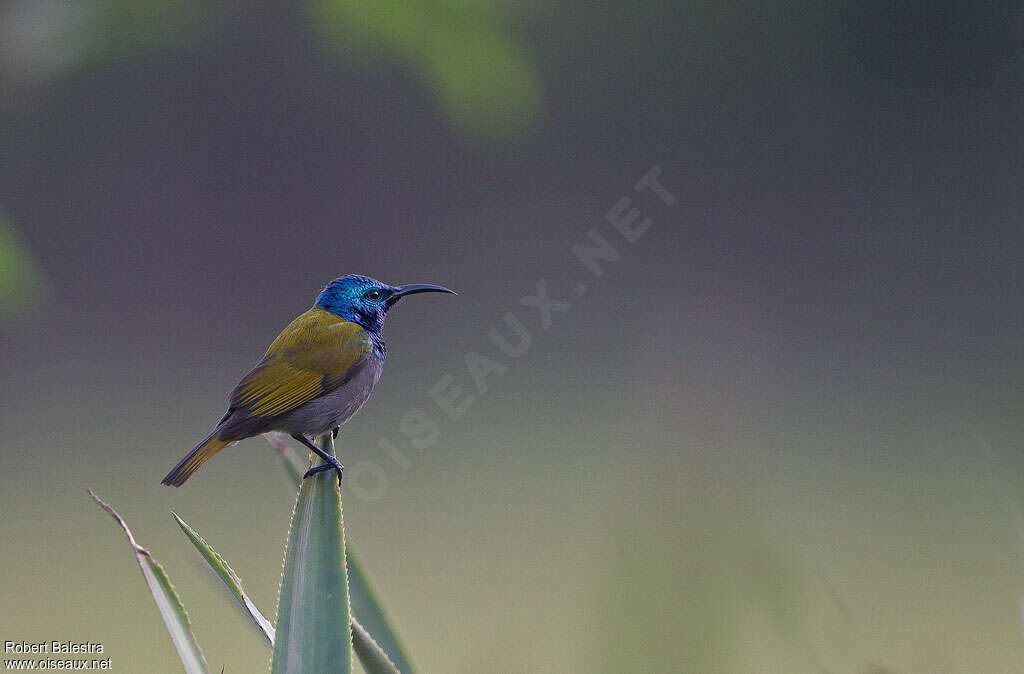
[366,289,383,301]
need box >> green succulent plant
[92,433,412,673]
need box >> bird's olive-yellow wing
[227,308,372,420]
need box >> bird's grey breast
[277,355,384,436]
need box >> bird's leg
[332,426,340,439]
[291,433,344,483]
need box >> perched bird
[162,274,455,487]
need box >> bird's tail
[161,431,230,487]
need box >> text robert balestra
[5,641,104,654]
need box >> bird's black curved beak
[386,283,457,307]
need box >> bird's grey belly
[275,357,383,437]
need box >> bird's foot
[303,457,344,484]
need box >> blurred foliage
[89,0,213,58]
[0,212,45,316]
[311,0,541,138]
[0,0,540,139]
[0,0,214,83]
[600,520,801,672]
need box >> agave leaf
[89,491,209,674]
[264,431,307,483]
[173,512,398,673]
[171,512,275,644]
[272,433,353,673]
[265,432,416,672]
[351,619,399,674]
[0,212,47,315]
[347,550,414,673]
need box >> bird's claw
[302,464,331,478]
[303,460,344,484]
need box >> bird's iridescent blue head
[315,274,456,333]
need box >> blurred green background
[2,1,1023,672]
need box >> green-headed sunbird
[161,274,455,487]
